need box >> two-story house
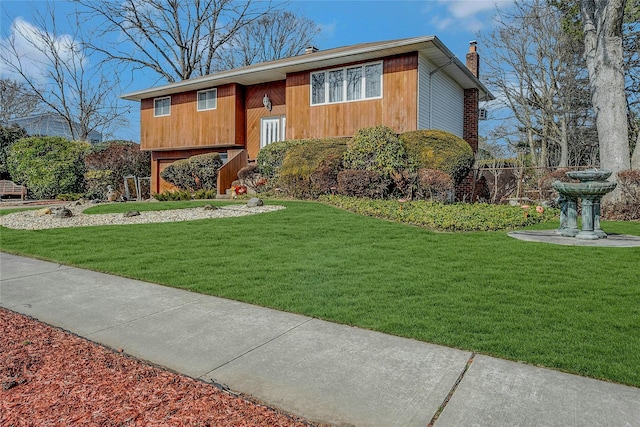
[122,35,493,195]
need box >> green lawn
[1,200,639,386]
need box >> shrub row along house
[121,35,493,196]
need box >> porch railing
[217,149,248,195]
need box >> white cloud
[318,22,336,38]
[427,0,515,32]
[1,17,82,83]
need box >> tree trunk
[581,0,630,200]
[632,131,640,169]
[559,116,569,168]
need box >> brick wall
[457,43,481,201]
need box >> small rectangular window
[197,89,217,111]
[365,63,383,98]
[154,97,171,117]
[346,67,362,101]
[311,72,326,105]
[328,69,344,103]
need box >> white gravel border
[0,203,285,230]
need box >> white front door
[261,116,286,148]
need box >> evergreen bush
[189,152,222,190]
[400,129,474,184]
[279,138,347,198]
[343,125,407,178]
[160,152,222,191]
[256,139,306,179]
[152,189,192,201]
[161,159,196,191]
[7,136,89,199]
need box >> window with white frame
[310,61,383,105]
[197,88,217,111]
[154,97,171,117]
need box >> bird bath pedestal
[552,170,617,240]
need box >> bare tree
[76,0,282,83]
[580,0,631,193]
[213,10,320,71]
[0,79,42,122]
[0,5,129,141]
[481,0,596,169]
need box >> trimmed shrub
[189,152,222,190]
[337,169,390,199]
[7,136,89,199]
[159,153,222,191]
[193,188,217,199]
[84,141,151,195]
[320,195,559,232]
[343,125,407,178]
[279,138,347,198]
[416,169,455,202]
[161,159,196,191]
[256,139,306,179]
[400,129,474,184]
[152,190,192,201]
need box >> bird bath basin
[552,169,617,240]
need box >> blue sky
[1,0,514,141]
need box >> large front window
[310,61,383,105]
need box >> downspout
[428,57,455,129]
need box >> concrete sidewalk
[1,252,639,427]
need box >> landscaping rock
[36,208,52,216]
[247,197,264,207]
[202,204,218,210]
[53,208,73,218]
[124,210,141,218]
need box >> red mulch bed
[1,308,321,426]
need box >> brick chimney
[466,40,479,78]
[463,40,480,156]
[458,41,481,201]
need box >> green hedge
[7,136,89,199]
[320,195,559,232]
[256,139,307,179]
[343,125,407,178]
[160,152,222,191]
[279,138,347,198]
[400,129,474,184]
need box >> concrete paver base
[436,355,640,427]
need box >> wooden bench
[0,180,27,200]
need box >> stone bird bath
[552,169,617,240]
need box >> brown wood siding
[245,81,286,159]
[286,53,418,140]
[141,83,245,151]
